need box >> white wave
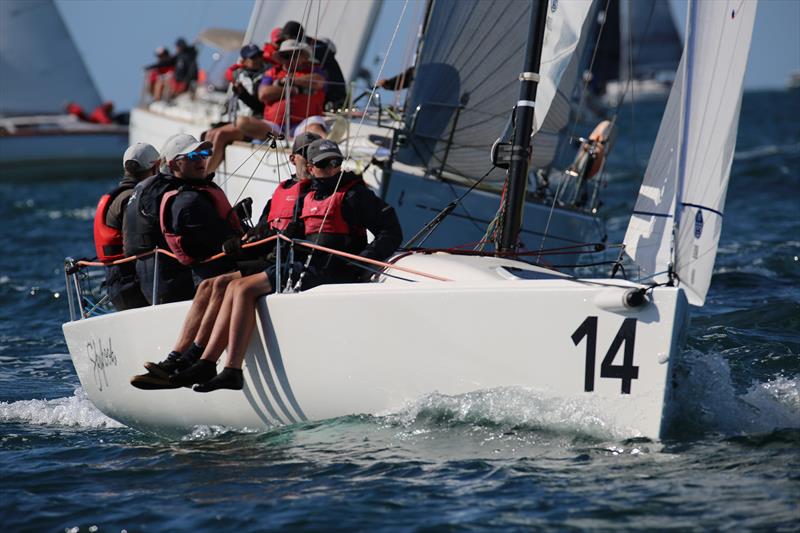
[733,142,800,161]
[40,206,95,221]
[381,387,637,441]
[671,350,800,436]
[0,387,123,429]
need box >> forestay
[0,0,101,116]
[623,0,757,305]
[399,0,595,184]
[243,0,382,84]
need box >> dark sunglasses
[313,158,343,169]
[177,149,212,161]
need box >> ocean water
[1,90,798,531]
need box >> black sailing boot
[170,359,217,387]
[193,367,244,392]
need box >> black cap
[240,44,261,59]
[281,21,305,42]
[175,37,188,48]
[292,132,321,155]
[306,139,342,164]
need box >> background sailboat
[0,0,128,179]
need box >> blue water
[1,90,799,531]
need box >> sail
[243,0,382,84]
[399,0,594,184]
[0,0,101,116]
[531,0,595,168]
[623,0,757,306]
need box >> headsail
[243,0,383,84]
[399,0,594,184]
[623,0,757,306]
[0,0,101,116]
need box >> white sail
[623,0,756,306]
[0,0,101,116]
[243,0,383,84]
[531,0,595,168]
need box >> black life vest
[267,179,308,231]
[122,173,182,257]
[93,184,131,263]
[159,182,243,265]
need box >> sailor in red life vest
[167,138,403,393]
[92,143,159,311]
[132,133,320,390]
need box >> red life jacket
[267,179,308,231]
[93,185,129,263]
[300,178,365,237]
[159,183,243,265]
[263,66,325,126]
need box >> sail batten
[623,0,757,306]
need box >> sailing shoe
[193,367,244,393]
[169,359,217,387]
[130,372,181,390]
[144,351,194,380]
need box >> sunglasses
[313,158,343,169]
[177,149,212,161]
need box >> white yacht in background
[590,0,684,106]
[130,0,612,261]
[0,0,127,179]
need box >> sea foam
[0,387,122,429]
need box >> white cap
[123,142,160,173]
[159,133,211,173]
[276,39,313,60]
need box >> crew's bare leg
[206,125,245,172]
[171,277,213,353]
[192,271,241,347]
[192,272,273,392]
[224,273,273,369]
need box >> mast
[498,0,550,253]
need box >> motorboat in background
[0,0,128,179]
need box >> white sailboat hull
[0,121,128,179]
[63,265,689,439]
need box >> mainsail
[399,0,594,184]
[0,0,101,116]
[243,0,383,85]
[623,0,757,306]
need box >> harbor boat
[130,0,612,262]
[63,0,756,439]
[0,0,128,179]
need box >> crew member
[169,138,402,392]
[131,133,320,390]
[93,143,159,311]
[122,134,203,305]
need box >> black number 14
[571,317,639,394]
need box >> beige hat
[159,134,211,173]
[122,142,160,173]
[275,39,313,61]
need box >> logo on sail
[694,210,704,239]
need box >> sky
[54,0,800,111]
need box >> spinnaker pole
[498,0,550,253]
